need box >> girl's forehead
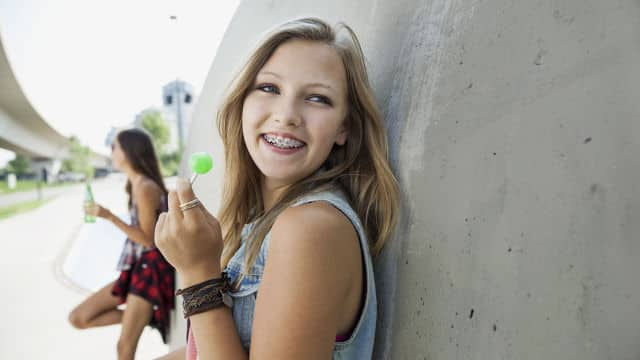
[258,40,347,91]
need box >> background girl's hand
[83,202,111,219]
[155,178,223,286]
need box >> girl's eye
[308,95,332,106]
[257,84,278,94]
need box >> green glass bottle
[84,181,96,223]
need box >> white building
[110,80,196,155]
[162,80,196,152]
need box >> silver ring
[179,198,201,212]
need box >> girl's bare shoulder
[269,201,359,267]
[274,201,353,236]
[132,176,162,202]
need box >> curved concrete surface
[182,1,640,358]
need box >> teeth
[263,134,304,149]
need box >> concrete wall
[180,0,640,358]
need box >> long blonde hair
[217,17,399,277]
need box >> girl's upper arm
[250,202,358,359]
[135,181,162,246]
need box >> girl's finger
[175,178,205,223]
[155,212,167,247]
[200,204,220,231]
[156,212,167,233]
[167,190,183,221]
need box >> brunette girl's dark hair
[116,128,167,207]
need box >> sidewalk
[0,173,169,359]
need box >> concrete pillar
[179,1,640,359]
[31,158,60,184]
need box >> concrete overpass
[0,34,109,179]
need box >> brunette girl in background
[69,128,175,360]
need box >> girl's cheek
[244,98,270,124]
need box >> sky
[0,0,240,166]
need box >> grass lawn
[0,198,51,220]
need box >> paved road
[0,173,171,359]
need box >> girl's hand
[84,202,111,219]
[155,178,223,287]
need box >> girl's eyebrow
[258,71,282,79]
[257,71,336,93]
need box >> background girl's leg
[68,280,123,329]
[117,293,153,360]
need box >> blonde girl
[156,17,398,359]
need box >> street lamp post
[176,80,183,152]
[170,15,184,152]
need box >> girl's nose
[273,96,302,127]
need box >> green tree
[62,136,94,178]
[7,154,32,176]
[160,150,181,177]
[140,111,180,176]
[140,111,170,156]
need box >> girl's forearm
[154,346,186,360]
[189,307,247,360]
[106,212,154,247]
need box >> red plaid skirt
[111,248,175,343]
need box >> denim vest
[224,188,377,359]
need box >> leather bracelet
[182,287,232,318]
[175,272,229,296]
[178,272,233,318]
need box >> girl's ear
[335,124,349,146]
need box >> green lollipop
[189,152,213,184]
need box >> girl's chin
[259,167,310,185]
[261,169,298,181]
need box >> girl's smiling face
[242,40,349,191]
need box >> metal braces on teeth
[265,135,303,148]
